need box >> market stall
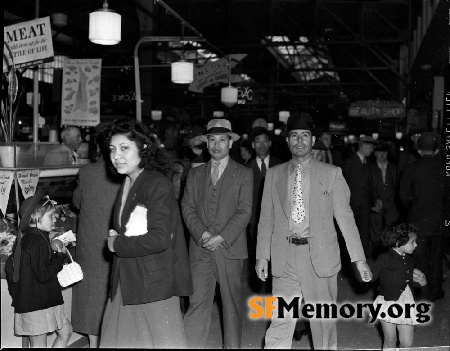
[1,144,87,348]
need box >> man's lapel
[196,162,209,218]
[220,158,239,192]
[309,159,326,235]
[275,162,290,219]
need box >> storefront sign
[348,100,405,119]
[238,87,253,105]
[0,171,14,215]
[61,59,102,127]
[3,17,54,70]
[17,169,40,199]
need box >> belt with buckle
[288,236,308,245]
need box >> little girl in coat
[369,223,427,349]
[14,189,73,347]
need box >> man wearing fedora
[256,112,371,349]
[181,118,253,348]
[399,132,448,301]
[343,136,376,258]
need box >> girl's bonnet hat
[19,188,52,231]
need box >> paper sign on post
[0,171,14,216]
[61,58,102,127]
[16,169,40,199]
[3,17,54,71]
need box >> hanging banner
[0,171,14,216]
[3,17,54,71]
[348,100,406,119]
[17,169,40,199]
[61,58,102,127]
[188,54,246,93]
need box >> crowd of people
[5,113,449,349]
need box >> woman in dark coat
[100,118,192,348]
[71,124,122,347]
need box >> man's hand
[355,260,372,282]
[413,268,427,286]
[371,199,383,213]
[107,235,117,252]
[256,258,269,281]
[202,234,225,251]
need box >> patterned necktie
[72,150,78,165]
[211,161,220,185]
[260,158,267,177]
[292,164,305,223]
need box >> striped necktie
[211,161,220,185]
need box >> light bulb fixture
[171,60,194,84]
[171,23,194,84]
[396,132,403,140]
[89,0,121,45]
[221,84,238,108]
[51,13,68,27]
[279,111,290,124]
[213,111,224,118]
[151,110,162,121]
[372,133,379,140]
[267,123,274,131]
[274,129,282,136]
[221,58,238,108]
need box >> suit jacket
[110,170,192,305]
[399,155,447,237]
[247,155,283,227]
[343,153,374,209]
[256,158,365,278]
[181,158,253,260]
[369,161,400,224]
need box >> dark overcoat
[71,157,121,335]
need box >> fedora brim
[199,132,240,142]
[281,128,318,137]
[19,189,46,231]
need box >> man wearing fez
[256,112,371,349]
[343,136,376,258]
[399,132,448,301]
[182,118,253,348]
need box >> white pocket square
[125,204,148,237]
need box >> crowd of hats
[183,113,441,153]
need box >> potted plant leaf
[1,42,23,167]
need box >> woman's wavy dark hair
[102,118,173,177]
[381,223,417,248]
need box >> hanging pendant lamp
[221,84,238,108]
[221,58,238,108]
[279,111,290,124]
[171,60,194,84]
[89,0,121,45]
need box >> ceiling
[4,0,449,125]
